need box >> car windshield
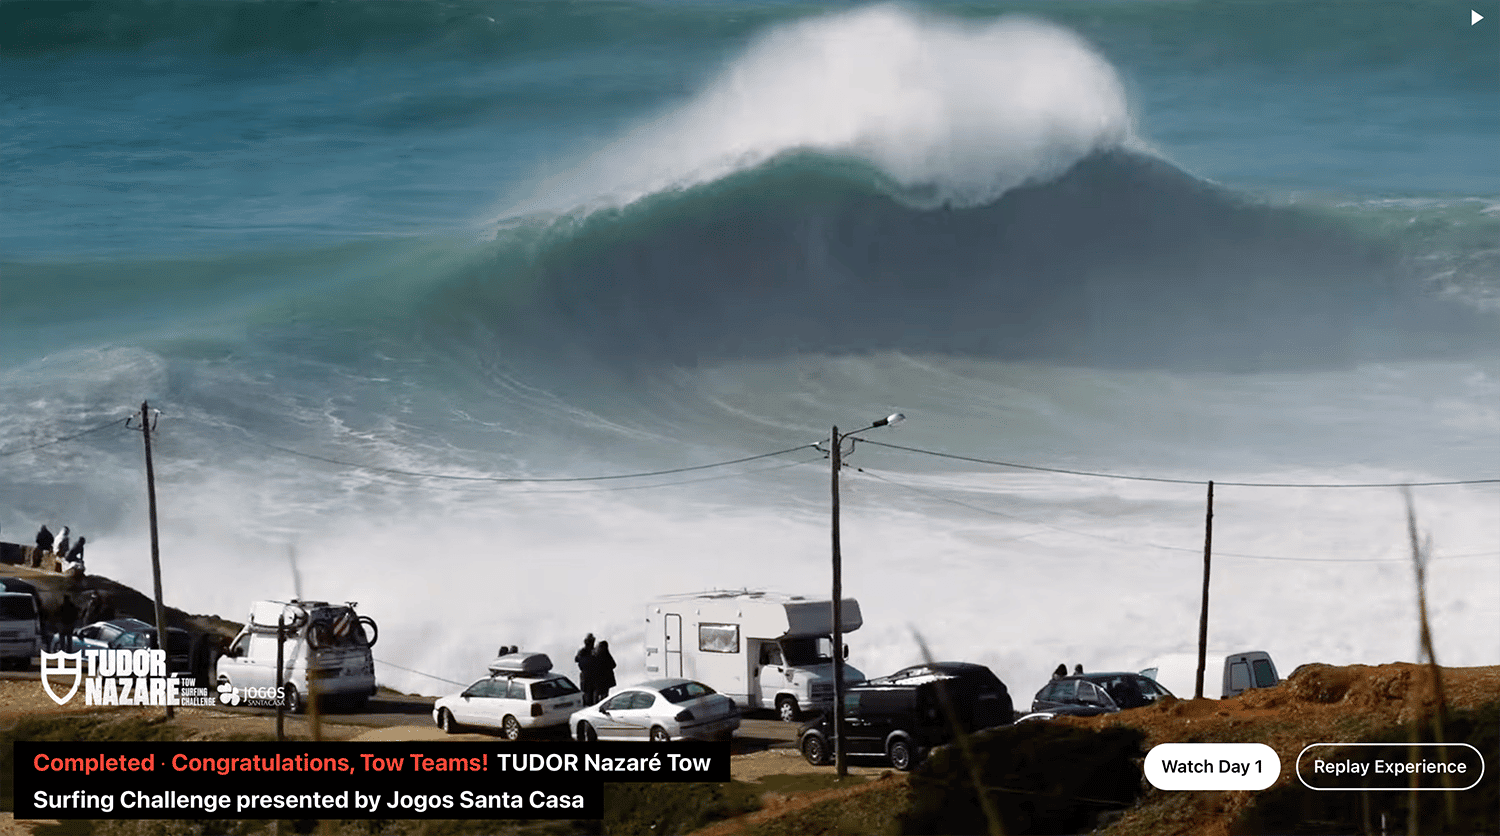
[0,597,36,619]
[531,677,580,699]
[781,637,832,666]
[117,631,154,649]
[659,681,716,703]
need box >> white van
[645,591,864,722]
[216,599,377,712]
[0,591,42,670]
[1222,650,1279,698]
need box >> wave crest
[516,5,1132,216]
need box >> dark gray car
[1023,672,1171,721]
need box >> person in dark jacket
[35,525,54,553]
[593,640,617,704]
[575,634,597,703]
[1052,664,1067,679]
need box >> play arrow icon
[1474,10,1484,25]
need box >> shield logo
[41,651,84,705]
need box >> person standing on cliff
[593,640,617,704]
[576,633,598,703]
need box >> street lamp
[828,412,904,778]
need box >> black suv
[864,661,1014,731]
[1024,671,1171,720]
[799,678,954,771]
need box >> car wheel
[283,685,303,715]
[578,721,597,742]
[501,715,522,741]
[776,696,800,723]
[887,737,914,771]
[438,709,457,734]
[801,733,829,766]
[650,726,670,743]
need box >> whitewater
[2,1,1496,702]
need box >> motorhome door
[754,640,788,710]
[664,613,682,678]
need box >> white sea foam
[511,5,1132,217]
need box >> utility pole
[826,413,903,779]
[136,400,172,719]
[830,425,846,778]
[1194,480,1214,700]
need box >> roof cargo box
[488,652,552,676]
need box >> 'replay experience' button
[1145,743,1280,790]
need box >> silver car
[569,678,740,742]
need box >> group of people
[1052,663,1085,679]
[575,633,617,705]
[34,524,86,569]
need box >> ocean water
[2,1,1496,700]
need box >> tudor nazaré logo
[39,649,215,707]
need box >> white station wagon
[433,652,583,740]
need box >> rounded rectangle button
[1296,743,1485,791]
[1145,743,1280,790]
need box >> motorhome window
[0,597,35,619]
[759,644,783,666]
[1252,659,1276,687]
[698,623,739,653]
[781,637,832,666]
[531,677,580,699]
[661,681,714,703]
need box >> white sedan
[569,678,740,742]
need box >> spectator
[593,640,616,703]
[575,634,597,703]
[1053,664,1067,679]
[35,525,54,553]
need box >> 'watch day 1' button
[1145,743,1280,790]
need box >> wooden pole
[1194,480,1214,700]
[140,401,173,719]
[830,425,846,778]
[276,616,286,741]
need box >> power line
[241,436,815,483]
[0,416,131,457]
[858,438,1500,489]
[857,467,1499,564]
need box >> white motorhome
[645,590,864,722]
